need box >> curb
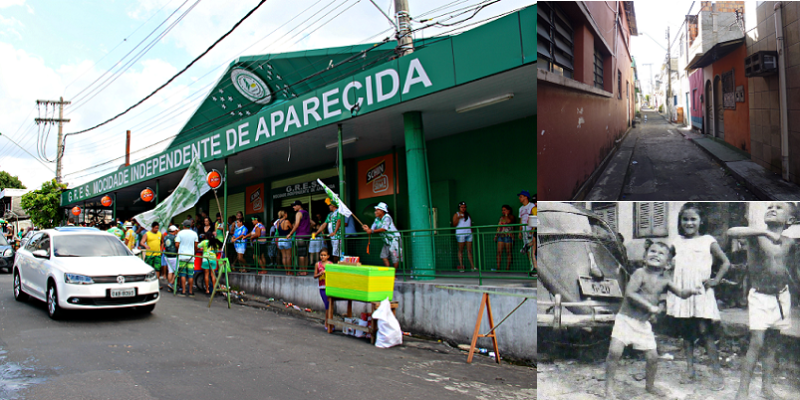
[676,130,774,201]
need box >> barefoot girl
[667,202,730,390]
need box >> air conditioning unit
[745,51,778,77]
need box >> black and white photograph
[537,201,800,400]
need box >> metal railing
[214,224,535,285]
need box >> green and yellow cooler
[325,265,395,302]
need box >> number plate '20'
[578,276,623,298]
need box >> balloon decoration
[71,206,81,216]
[101,195,113,207]
[206,169,222,190]
[140,188,155,203]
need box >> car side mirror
[32,249,49,259]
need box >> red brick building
[537,1,638,200]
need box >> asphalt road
[0,273,535,400]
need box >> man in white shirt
[174,220,199,297]
[518,190,534,246]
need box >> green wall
[426,115,535,228]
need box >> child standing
[605,241,703,400]
[728,202,797,400]
[314,248,332,311]
[667,203,730,390]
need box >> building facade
[744,1,800,181]
[537,1,638,200]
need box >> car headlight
[2,249,11,257]
[65,273,94,285]
[145,271,157,282]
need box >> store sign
[272,177,337,200]
[140,188,155,203]
[71,206,81,216]
[246,183,264,214]
[63,50,453,206]
[206,169,222,189]
[101,195,113,207]
[357,154,396,199]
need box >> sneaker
[177,292,186,297]
[188,292,195,297]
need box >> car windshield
[53,235,132,257]
[0,235,7,246]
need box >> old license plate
[110,288,136,298]
[578,276,623,298]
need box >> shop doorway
[275,195,330,228]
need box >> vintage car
[537,203,632,327]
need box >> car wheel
[138,304,156,314]
[47,283,65,320]
[13,270,28,301]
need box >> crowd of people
[604,202,796,400]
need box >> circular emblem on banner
[231,68,272,104]
[71,206,81,216]
[101,195,113,207]
[140,188,155,203]
[207,170,222,189]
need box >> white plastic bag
[372,298,402,348]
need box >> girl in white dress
[667,203,730,390]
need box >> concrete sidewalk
[669,116,800,201]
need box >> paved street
[587,109,757,201]
[0,274,535,400]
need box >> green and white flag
[317,179,352,218]
[134,157,211,229]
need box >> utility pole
[394,0,414,56]
[125,130,131,166]
[666,27,671,119]
[35,97,71,184]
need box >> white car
[12,227,160,319]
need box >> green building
[61,6,536,278]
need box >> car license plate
[578,276,623,298]
[110,288,136,298]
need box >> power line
[62,0,270,140]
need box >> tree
[0,171,26,189]
[20,179,67,229]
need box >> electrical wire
[63,0,180,93]
[62,0,270,140]
[69,0,201,111]
[68,0,194,104]
[61,1,516,183]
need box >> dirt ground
[538,333,800,400]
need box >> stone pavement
[585,109,757,201]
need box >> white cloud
[0,0,25,9]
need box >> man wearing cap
[162,225,179,290]
[314,200,343,263]
[518,190,534,246]
[286,200,312,274]
[124,221,137,250]
[175,220,199,297]
[363,202,402,268]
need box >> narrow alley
[586,109,757,201]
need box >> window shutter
[594,205,618,232]
[635,202,668,237]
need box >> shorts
[611,313,657,351]
[296,238,309,257]
[234,241,246,254]
[177,260,194,278]
[522,228,533,246]
[165,257,177,274]
[380,241,402,265]
[278,238,292,250]
[498,236,513,243]
[145,255,161,271]
[330,237,342,257]
[309,237,323,253]
[201,259,217,270]
[748,287,792,332]
[456,234,473,243]
[161,254,167,267]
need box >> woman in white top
[452,201,474,272]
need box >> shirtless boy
[605,241,702,400]
[728,202,797,400]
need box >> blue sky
[0,0,533,189]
